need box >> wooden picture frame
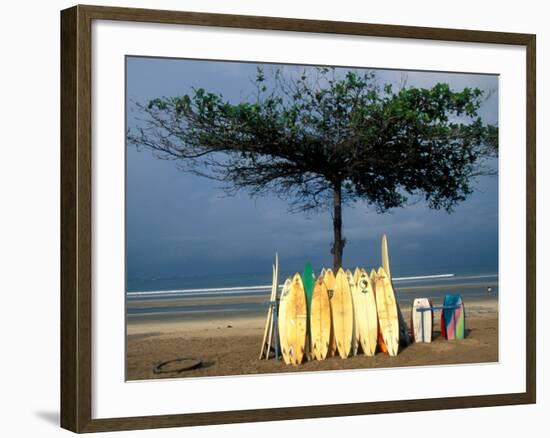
[60,4,536,433]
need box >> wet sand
[126,298,498,380]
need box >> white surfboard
[412,298,432,343]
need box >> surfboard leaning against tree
[129,67,498,271]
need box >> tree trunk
[331,182,344,271]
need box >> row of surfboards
[258,234,404,365]
[269,268,466,365]
[277,265,400,365]
[258,234,466,365]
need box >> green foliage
[129,67,497,214]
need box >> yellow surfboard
[346,269,359,356]
[381,234,391,279]
[277,278,292,364]
[333,268,354,359]
[381,234,411,347]
[323,268,338,357]
[310,276,331,360]
[374,267,399,356]
[284,273,307,365]
[356,269,378,356]
[353,267,361,284]
[370,268,377,284]
[371,268,388,353]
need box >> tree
[128,67,498,270]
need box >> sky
[126,57,499,287]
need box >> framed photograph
[60,4,536,433]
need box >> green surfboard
[302,262,315,318]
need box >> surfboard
[353,267,361,285]
[310,276,331,360]
[266,255,279,356]
[411,298,432,343]
[374,267,399,356]
[323,268,338,357]
[441,294,465,340]
[259,255,279,360]
[302,262,315,317]
[381,234,391,279]
[370,269,377,284]
[356,268,378,356]
[302,262,315,358]
[381,234,411,347]
[285,273,307,365]
[333,268,354,358]
[346,269,359,356]
[370,268,388,353]
[277,278,292,364]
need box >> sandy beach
[126,294,498,380]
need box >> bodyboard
[442,294,465,340]
[411,298,433,343]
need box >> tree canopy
[128,67,498,269]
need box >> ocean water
[127,265,498,292]
[126,271,498,320]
